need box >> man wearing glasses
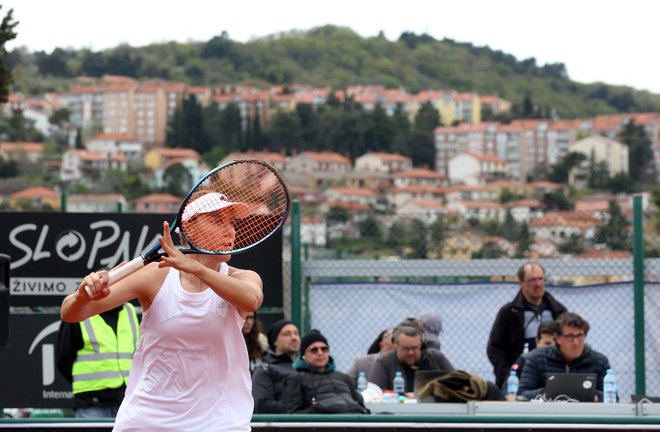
[280,329,369,414]
[517,312,612,401]
[487,262,568,387]
[367,321,454,397]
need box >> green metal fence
[286,195,659,400]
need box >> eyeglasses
[309,346,328,354]
[397,344,422,353]
[524,277,545,284]
[559,333,586,342]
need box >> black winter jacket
[518,345,611,400]
[252,351,297,414]
[281,357,369,414]
[487,290,567,387]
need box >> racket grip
[108,256,147,286]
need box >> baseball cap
[182,192,249,221]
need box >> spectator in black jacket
[509,321,557,379]
[281,330,369,414]
[518,312,612,401]
[367,320,453,396]
[252,319,300,413]
[487,262,568,387]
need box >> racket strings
[181,161,289,253]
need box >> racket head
[176,159,290,255]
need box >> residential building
[135,193,180,213]
[448,152,507,185]
[144,147,201,170]
[0,141,44,163]
[392,167,446,187]
[287,151,352,174]
[102,76,137,136]
[8,186,60,210]
[67,193,127,213]
[396,199,448,224]
[355,151,412,174]
[60,149,128,182]
[568,135,629,188]
[85,133,144,164]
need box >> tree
[593,200,631,250]
[359,216,381,239]
[558,233,585,255]
[549,151,586,184]
[514,223,533,258]
[586,150,609,189]
[407,219,428,258]
[326,206,349,224]
[542,189,572,211]
[166,95,209,153]
[162,163,193,197]
[0,5,18,103]
[473,241,506,259]
[618,120,655,185]
[410,102,439,168]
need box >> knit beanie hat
[300,329,328,354]
[267,319,295,350]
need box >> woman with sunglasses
[281,329,369,414]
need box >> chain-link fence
[283,196,659,401]
[293,253,659,403]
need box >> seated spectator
[243,312,268,374]
[416,310,443,350]
[346,327,394,384]
[252,320,300,413]
[281,330,369,414]
[367,321,454,396]
[518,312,612,401]
[510,321,557,380]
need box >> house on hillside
[392,168,446,187]
[287,151,352,174]
[60,149,128,182]
[68,193,127,213]
[355,151,412,174]
[135,193,179,213]
[448,152,507,185]
[8,186,60,210]
[0,141,44,163]
[568,135,629,188]
[86,133,144,165]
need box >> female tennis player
[60,196,263,431]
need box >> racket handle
[108,256,147,286]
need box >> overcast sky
[2,0,659,93]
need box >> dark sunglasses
[309,345,329,354]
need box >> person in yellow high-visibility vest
[56,303,139,418]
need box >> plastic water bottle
[603,369,617,404]
[507,370,519,399]
[393,371,405,395]
[357,371,368,392]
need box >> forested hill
[9,25,660,118]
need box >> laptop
[631,394,660,403]
[414,370,455,403]
[545,373,597,402]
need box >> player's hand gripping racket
[85,159,290,295]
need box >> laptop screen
[545,372,597,402]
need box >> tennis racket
[86,159,290,293]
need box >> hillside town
[2,75,659,260]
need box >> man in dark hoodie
[251,319,301,413]
[281,329,369,414]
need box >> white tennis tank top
[113,264,253,431]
